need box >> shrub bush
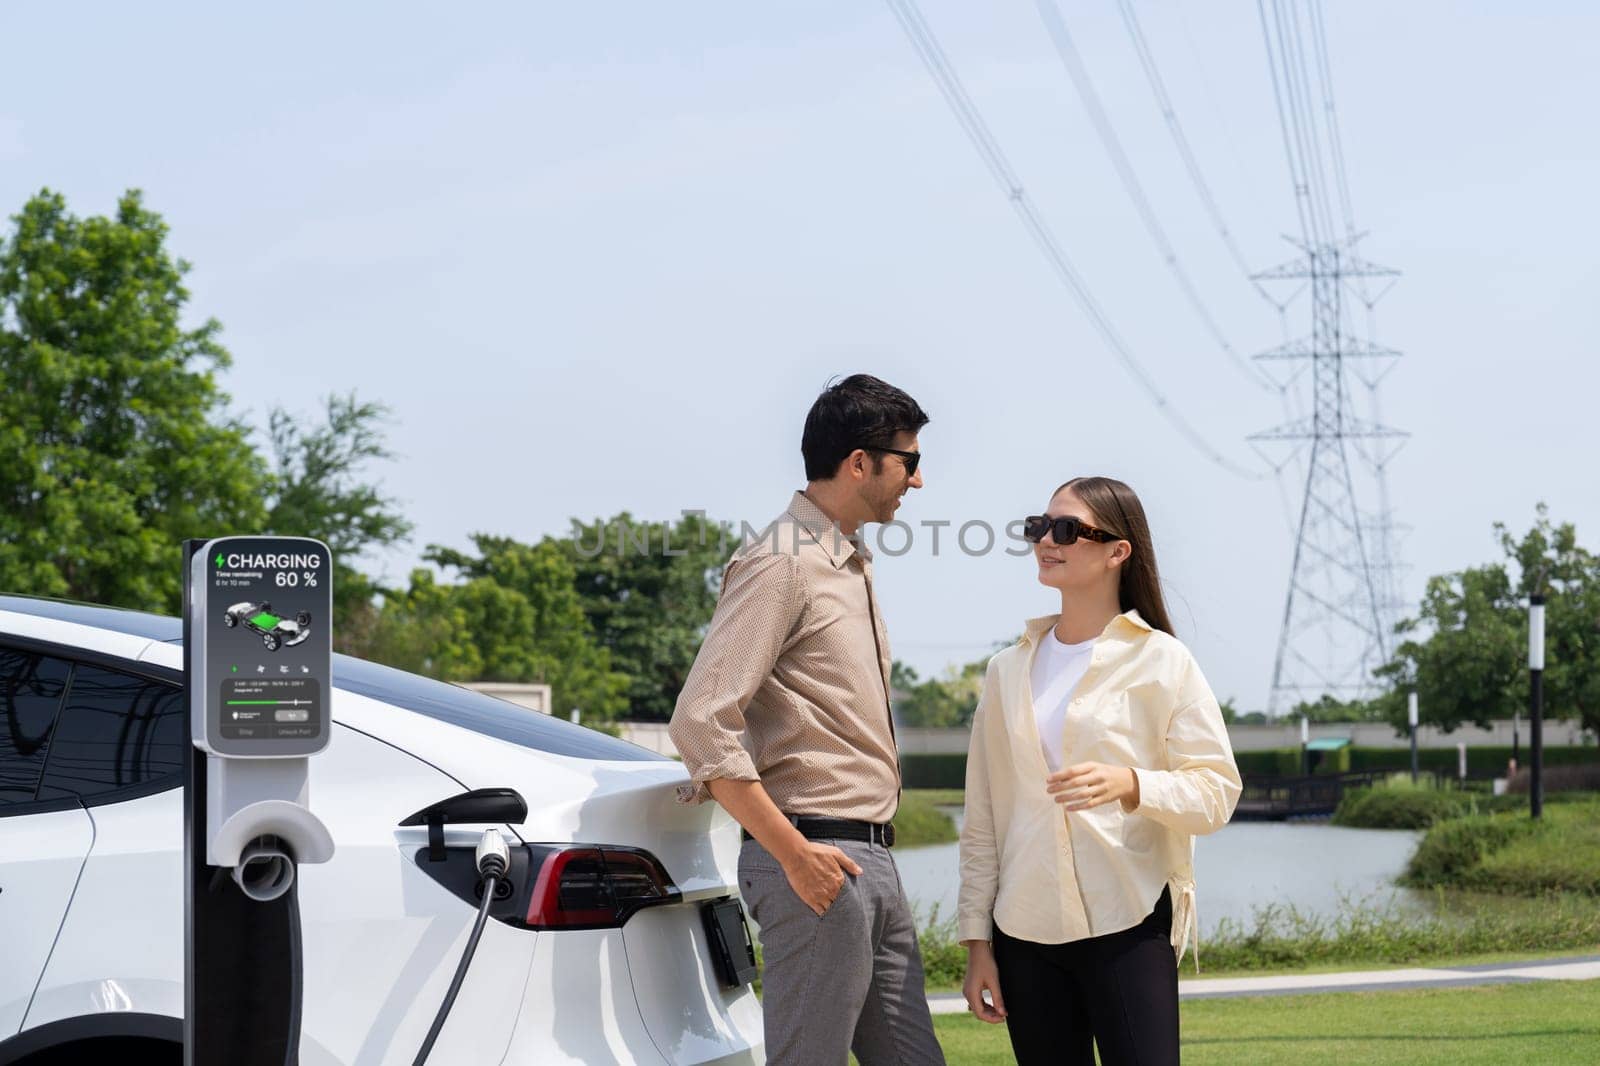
[900,753,967,789]
[1332,785,1474,829]
[1347,745,1597,777]
[1469,801,1600,896]
[1402,814,1533,887]
[1505,763,1600,794]
[1232,750,1286,776]
[903,891,1600,986]
[914,904,968,989]
[1479,789,1595,813]
[1401,800,1600,895]
[1199,890,1600,972]
[892,791,958,848]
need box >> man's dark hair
[801,374,930,481]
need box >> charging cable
[412,828,510,1065]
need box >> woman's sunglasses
[1021,514,1122,545]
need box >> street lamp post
[1408,691,1419,784]
[1529,594,1545,819]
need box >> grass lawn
[894,790,960,847]
[915,945,1600,995]
[929,979,1600,1064]
[1174,943,1600,982]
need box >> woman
[957,476,1241,1065]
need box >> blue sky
[3,2,1595,711]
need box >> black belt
[742,816,896,848]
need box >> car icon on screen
[224,600,312,652]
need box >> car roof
[0,593,185,642]
[0,593,668,763]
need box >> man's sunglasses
[1021,514,1122,545]
[867,446,921,477]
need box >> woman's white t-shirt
[1030,628,1096,773]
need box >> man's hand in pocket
[779,841,863,916]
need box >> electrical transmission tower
[1248,0,1412,716]
[1250,237,1406,714]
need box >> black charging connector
[412,828,511,1066]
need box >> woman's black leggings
[991,887,1179,1066]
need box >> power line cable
[883,0,1266,479]
[1270,0,1338,245]
[1282,0,1340,242]
[1113,0,1283,309]
[1169,0,1274,216]
[1255,0,1318,245]
[1100,0,1307,521]
[1032,0,1276,391]
[1306,0,1357,240]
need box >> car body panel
[296,720,532,1065]
[0,599,767,1063]
[622,904,763,1064]
[21,718,536,1065]
[0,807,93,1036]
[138,639,183,672]
[502,926,666,1064]
[22,792,182,1030]
[330,698,739,900]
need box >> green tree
[0,189,267,610]
[1373,563,1520,732]
[356,569,482,679]
[891,655,990,728]
[417,535,631,724]
[1496,506,1600,736]
[1217,697,1253,724]
[1373,506,1600,735]
[1290,693,1386,723]
[263,392,414,639]
[560,512,737,722]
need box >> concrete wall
[619,719,1596,759]
[619,721,677,757]
[1228,718,1592,752]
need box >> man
[669,374,945,1065]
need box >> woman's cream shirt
[957,609,1242,965]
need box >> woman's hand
[962,940,1007,1023]
[1047,762,1140,812]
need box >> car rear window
[35,664,185,803]
[332,655,669,763]
[0,649,73,804]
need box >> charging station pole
[185,537,336,1065]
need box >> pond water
[892,809,1426,935]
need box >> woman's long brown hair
[1055,476,1175,636]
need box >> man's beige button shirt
[668,491,901,824]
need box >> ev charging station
[184,536,335,1066]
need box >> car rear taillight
[525,844,682,930]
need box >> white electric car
[0,595,763,1065]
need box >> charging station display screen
[191,536,332,757]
